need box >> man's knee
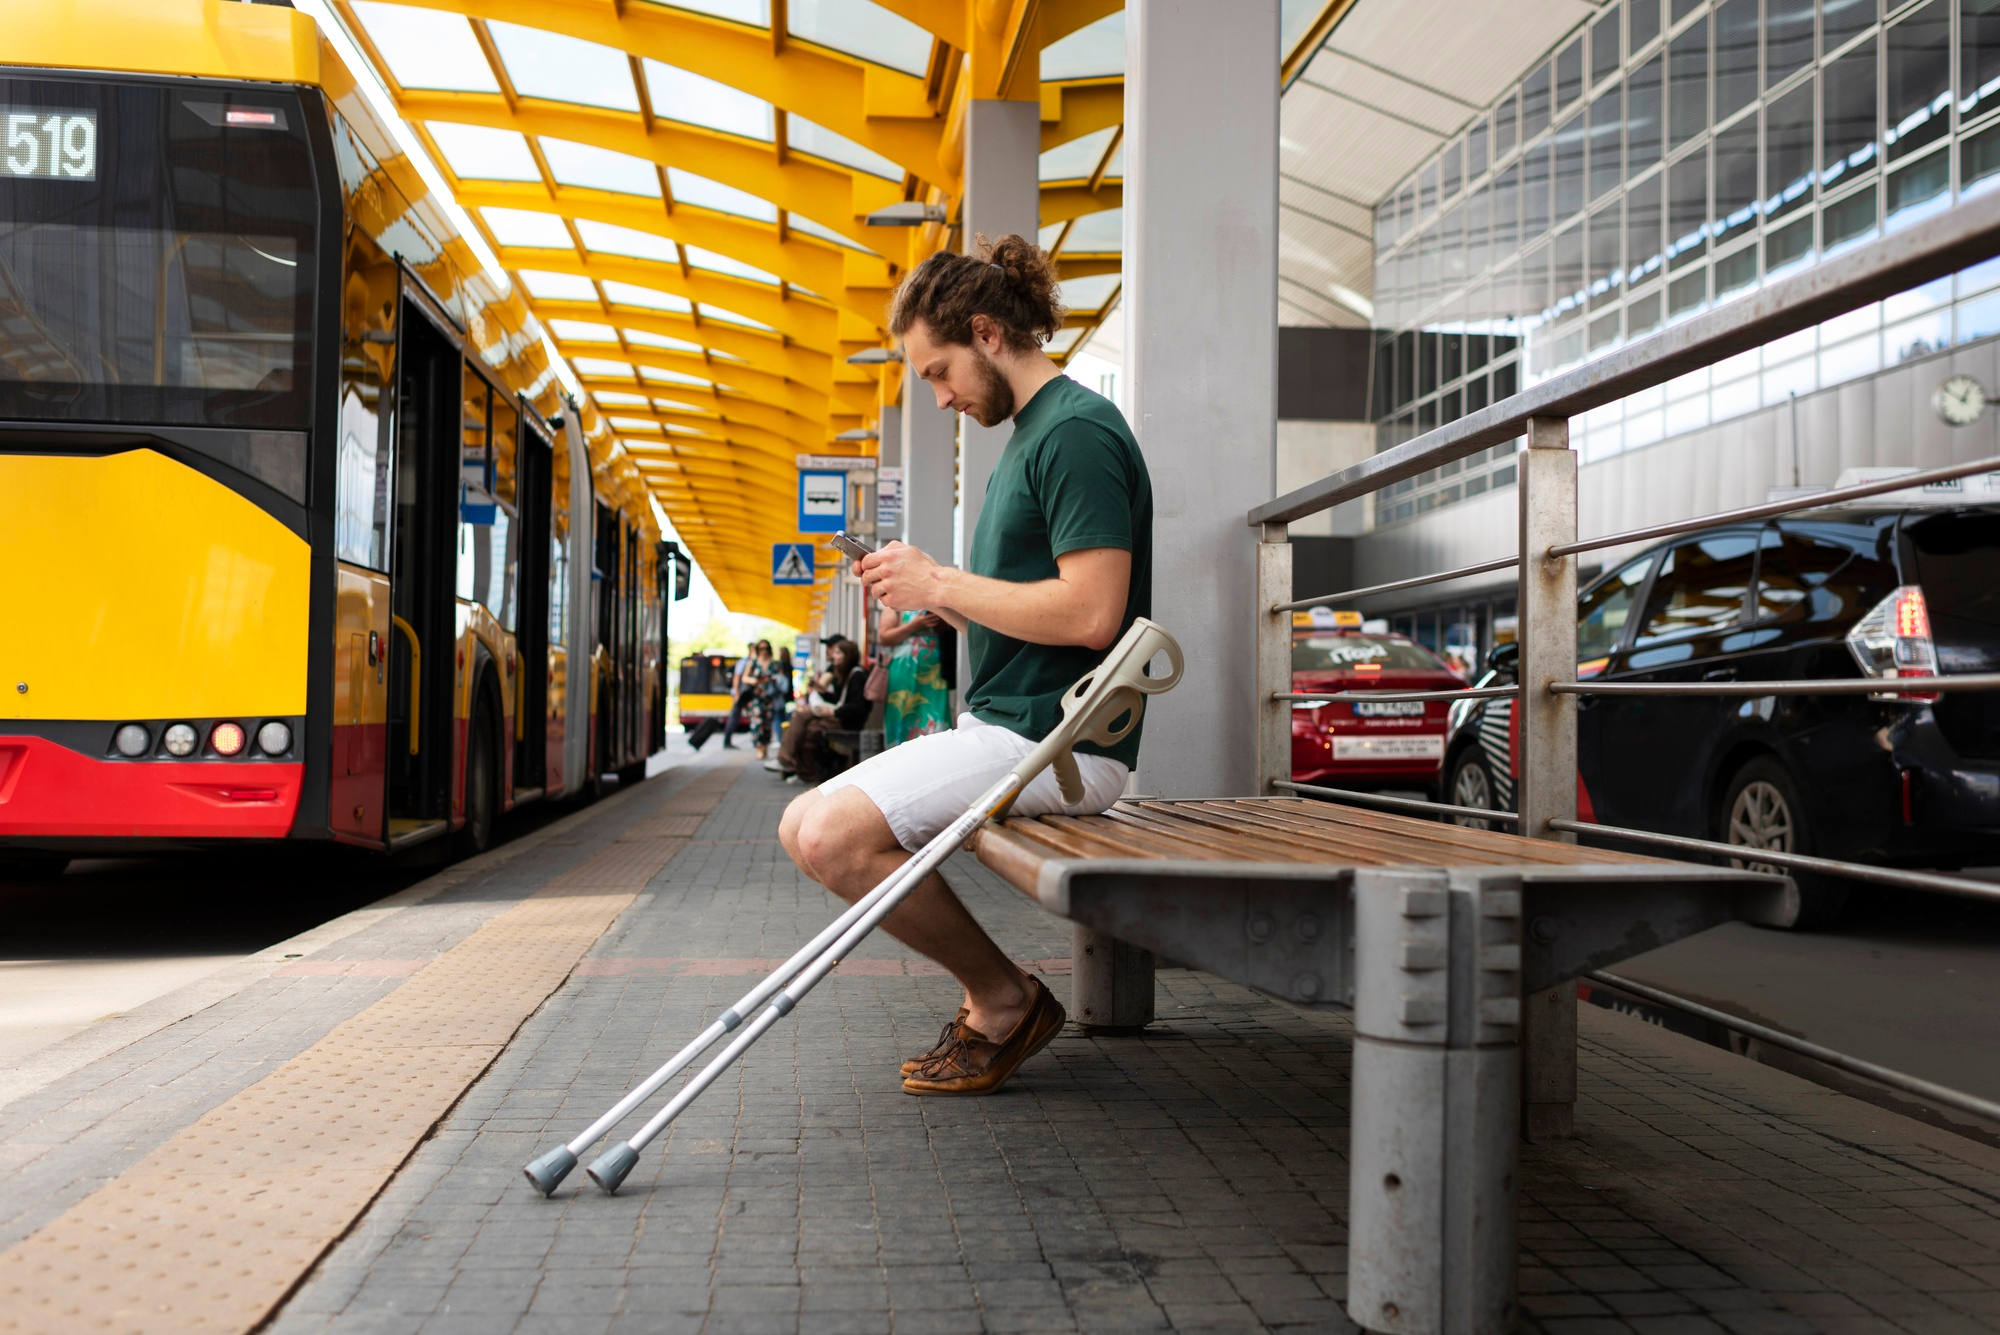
[795,790,896,897]
[778,792,818,875]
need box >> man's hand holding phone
[857,539,946,613]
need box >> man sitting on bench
[778,234,1155,1096]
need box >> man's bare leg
[779,787,1031,1039]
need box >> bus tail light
[210,721,246,756]
[113,724,150,757]
[163,723,198,757]
[256,720,292,755]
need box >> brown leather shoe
[902,1008,968,1076]
[902,977,1065,1096]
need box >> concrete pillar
[878,403,902,469]
[900,365,956,558]
[956,97,1040,685]
[1124,1,1280,799]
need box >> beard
[963,343,1015,427]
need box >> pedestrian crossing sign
[772,543,815,585]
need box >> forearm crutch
[523,617,1182,1197]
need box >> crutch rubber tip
[522,1147,577,1196]
[587,1144,639,1195]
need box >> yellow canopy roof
[322,0,1339,622]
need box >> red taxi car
[1291,613,1467,792]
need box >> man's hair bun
[888,233,1067,352]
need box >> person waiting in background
[749,640,793,759]
[720,641,774,753]
[768,638,869,784]
[877,606,949,745]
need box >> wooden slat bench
[970,796,1788,1335]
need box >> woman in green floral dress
[877,607,950,745]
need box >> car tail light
[1846,585,1940,700]
[210,721,246,756]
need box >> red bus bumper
[0,736,303,839]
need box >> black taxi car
[1441,491,2000,927]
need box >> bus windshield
[0,77,317,430]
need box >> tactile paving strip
[0,770,736,1335]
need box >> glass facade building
[1369,0,2000,526]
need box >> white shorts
[817,714,1130,850]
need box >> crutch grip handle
[1052,751,1084,806]
[1002,617,1184,809]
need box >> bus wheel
[616,760,648,787]
[456,687,501,858]
[0,853,69,882]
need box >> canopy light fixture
[865,201,947,226]
[845,348,904,365]
[833,428,879,442]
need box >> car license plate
[1332,735,1443,760]
[1353,700,1426,717]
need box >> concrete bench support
[1071,925,1155,1033]
[1350,869,1521,1335]
[1521,985,1578,1142]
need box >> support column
[900,365,956,559]
[955,96,1040,686]
[1124,0,1279,799]
[1517,416,1580,1142]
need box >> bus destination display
[3,108,97,181]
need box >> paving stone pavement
[0,763,698,1254]
[260,761,2000,1335]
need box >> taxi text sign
[797,469,846,533]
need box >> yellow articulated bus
[0,1,671,876]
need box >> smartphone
[829,530,876,561]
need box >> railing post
[1517,416,1579,1143]
[1255,522,1293,795]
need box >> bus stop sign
[772,543,815,585]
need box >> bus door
[594,500,619,779]
[385,297,459,843]
[513,410,553,795]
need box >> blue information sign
[771,543,815,585]
[796,469,846,533]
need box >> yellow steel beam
[1039,76,1122,150]
[532,297,833,389]
[457,183,895,323]
[356,0,954,187]
[401,93,901,246]
[618,410,802,455]
[496,248,844,349]
[1040,182,1121,224]
[574,373,825,439]
[555,343,830,421]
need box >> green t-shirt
[965,376,1153,768]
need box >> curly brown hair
[887,233,1067,353]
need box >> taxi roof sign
[1293,608,1363,629]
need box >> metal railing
[1249,183,2000,917]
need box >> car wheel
[1446,750,1501,830]
[1717,756,1846,930]
[456,688,501,859]
[0,853,69,882]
